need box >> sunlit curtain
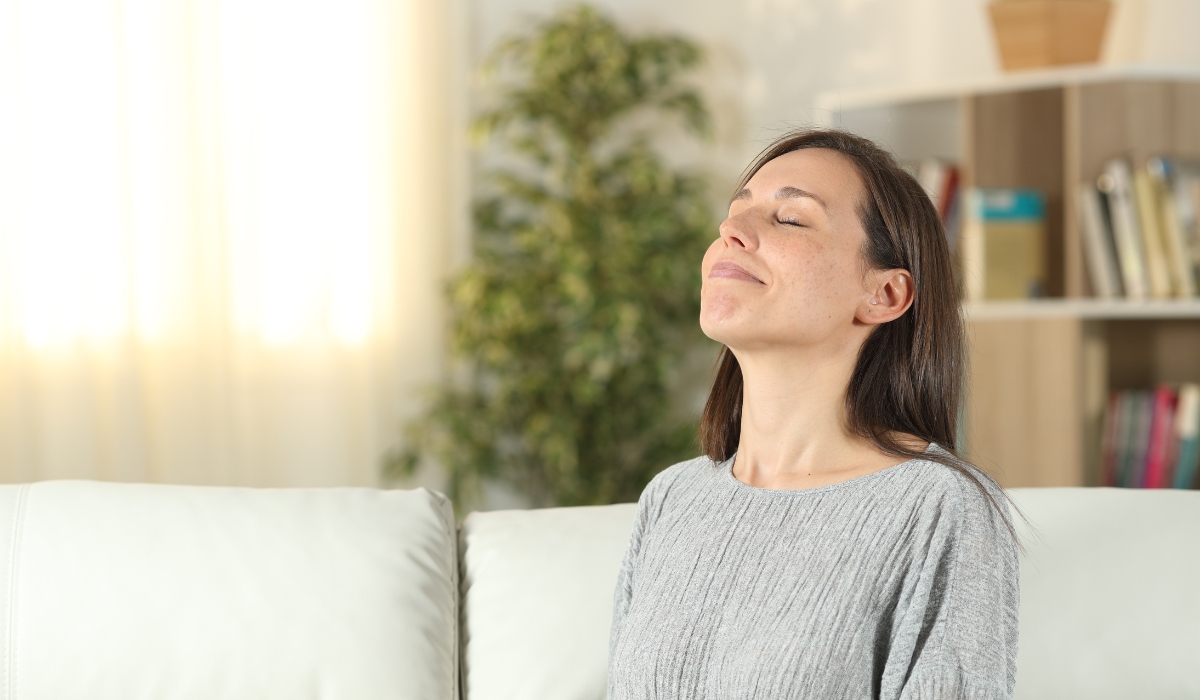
[0,0,452,485]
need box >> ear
[855,268,914,326]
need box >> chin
[699,309,746,347]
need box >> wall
[443,0,1200,505]
[466,0,1200,193]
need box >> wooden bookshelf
[964,299,1200,320]
[818,65,1200,488]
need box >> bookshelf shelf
[820,67,1200,489]
[965,299,1200,320]
[816,64,1200,113]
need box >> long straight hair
[699,128,1025,544]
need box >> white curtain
[0,0,454,486]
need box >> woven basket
[988,0,1112,71]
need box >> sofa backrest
[1010,487,1200,700]
[459,503,637,700]
[459,487,1200,700]
[3,481,1196,699]
[0,481,459,700]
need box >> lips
[708,260,764,284]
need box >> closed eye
[778,218,803,227]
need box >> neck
[732,341,879,480]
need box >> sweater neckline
[720,443,938,496]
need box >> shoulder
[902,451,1012,528]
[640,454,722,503]
[631,454,723,527]
[904,448,1017,550]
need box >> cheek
[700,238,722,274]
[776,245,863,317]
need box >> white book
[916,159,947,211]
[1077,183,1122,298]
[1100,160,1149,300]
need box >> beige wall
[464,0,1200,192]
[441,0,1200,504]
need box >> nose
[718,209,759,252]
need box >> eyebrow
[732,186,828,209]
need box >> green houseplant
[388,5,714,508]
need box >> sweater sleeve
[608,481,653,666]
[608,459,688,670]
[890,467,1021,700]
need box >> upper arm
[608,474,658,662]
[894,470,1020,700]
[607,459,693,663]
[610,501,646,638]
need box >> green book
[1115,391,1137,487]
[1174,384,1200,489]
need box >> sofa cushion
[1008,487,1200,700]
[459,503,637,700]
[460,488,1200,700]
[0,481,458,700]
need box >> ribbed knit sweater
[607,446,1019,700]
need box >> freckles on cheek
[781,266,849,324]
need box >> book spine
[1078,183,1122,298]
[962,189,986,302]
[1174,384,1200,489]
[1132,164,1173,298]
[1101,160,1150,300]
[1148,157,1196,298]
[1128,392,1155,488]
[940,167,960,222]
[1117,390,1138,487]
[1185,177,1200,292]
[942,167,962,256]
[1142,386,1176,488]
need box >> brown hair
[699,128,1026,545]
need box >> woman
[607,129,1022,700]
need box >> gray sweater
[608,447,1019,700]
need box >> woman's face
[700,148,881,355]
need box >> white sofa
[0,481,1195,700]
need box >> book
[1101,386,1200,489]
[962,188,1046,301]
[916,159,948,219]
[916,159,962,253]
[1132,162,1173,298]
[944,188,963,257]
[1077,182,1123,298]
[1126,391,1155,488]
[1115,391,1140,487]
[1172,164,1200,295]
[1174,384,1200,489]
[1189,177,1200,290]
[1142,386,1176,488]
[941,167,962,255]
[1100,160,1149,300]
[1146,158,1197,297]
